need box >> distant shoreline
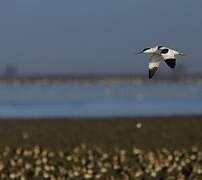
[0,73,202,84]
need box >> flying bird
[136,46,186,79]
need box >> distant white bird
[136,46,186,79]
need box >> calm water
[0,81,201,118]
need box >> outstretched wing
[148,54,161,79]
[160,48,176,68]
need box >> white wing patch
[149,54,161,69]
[148,54,161,79]
[160,49,176,68]
[161,49,175,60]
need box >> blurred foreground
[0,116,202,179]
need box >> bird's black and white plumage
[137,46,186,79]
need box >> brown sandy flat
[0,116,201,150]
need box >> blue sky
[0,0,201,74]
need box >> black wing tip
[149,73,153,79]
[164,59,176,68]
[149,67,158,79]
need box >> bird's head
[136,47,152,54]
